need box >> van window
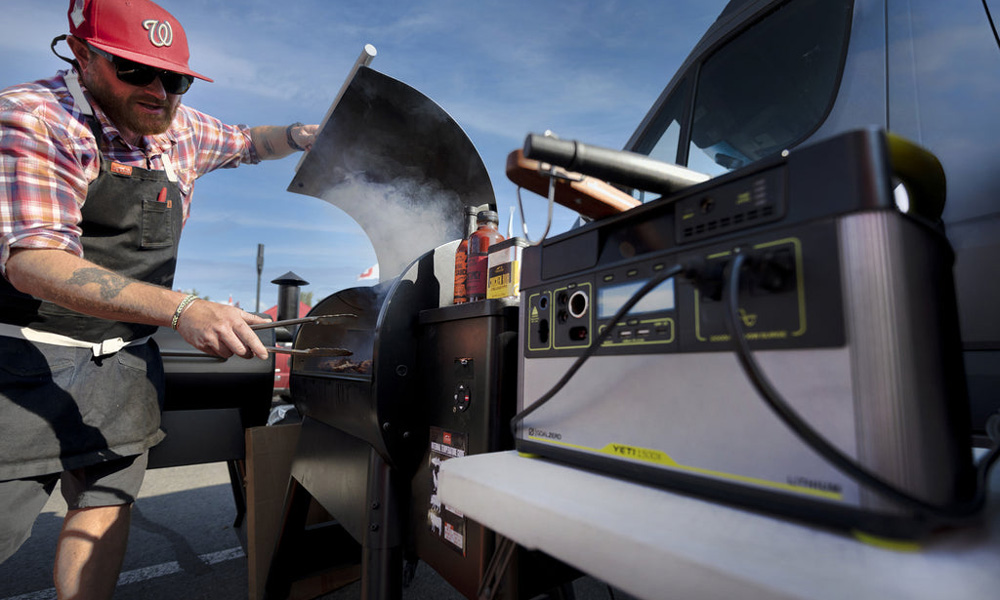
[634,77,691,166]
[628,77,691,201]
[687,0,853,175]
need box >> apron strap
[63,71,94,117]
[160,153,179,183]
[0,323,151,358]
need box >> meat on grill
[318,357,373,374]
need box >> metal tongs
[159,345,352,359]
[264,346,353,357]
[254,314,357,357]
[250,314,357,330]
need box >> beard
[83,69,179,138]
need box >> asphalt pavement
[0,462,630,600]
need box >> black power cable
[510,264,685,439]
[723,249,1000,521]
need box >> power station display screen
[597,278,675,319]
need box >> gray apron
[0,88,182,479]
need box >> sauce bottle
[467,210,504,302]
[453,206,478,304]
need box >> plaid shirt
[0,70,260,275]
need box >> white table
[438,450,999,600]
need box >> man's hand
[289,123,318,152]
[174,300,271,360]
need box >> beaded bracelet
[286,122,306,151]
[171,294,199,330]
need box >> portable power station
[514,129,977,538]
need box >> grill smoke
[321,176,463,282]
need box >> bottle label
[467,222,503,301]
[467,254,488,299]
[453,246,469,304]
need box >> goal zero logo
[528,428,562,440]
[143,19,174,48]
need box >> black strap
[50,35,79,69]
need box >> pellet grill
[264,50,573,600]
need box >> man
[0,1,318,597]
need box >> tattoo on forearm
[66,268,131,301]
[259,131,276,155]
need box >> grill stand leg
[227,459,247,529]
[264,476,362,600]
[361,447,405,600]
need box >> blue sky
[2,0,729,309]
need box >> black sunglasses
[87,44,194,95]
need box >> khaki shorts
[0,452,147,564]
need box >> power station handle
[523,133,710,196]
[885,132,946,222]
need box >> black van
[624,0,1000,443]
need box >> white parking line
[2,546,245,600]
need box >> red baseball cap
[68,0,213,82]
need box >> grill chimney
[272,271,309,339]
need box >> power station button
[453,383,471,413]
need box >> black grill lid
[288,65,496,282]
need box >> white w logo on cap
[142,19,173,48]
